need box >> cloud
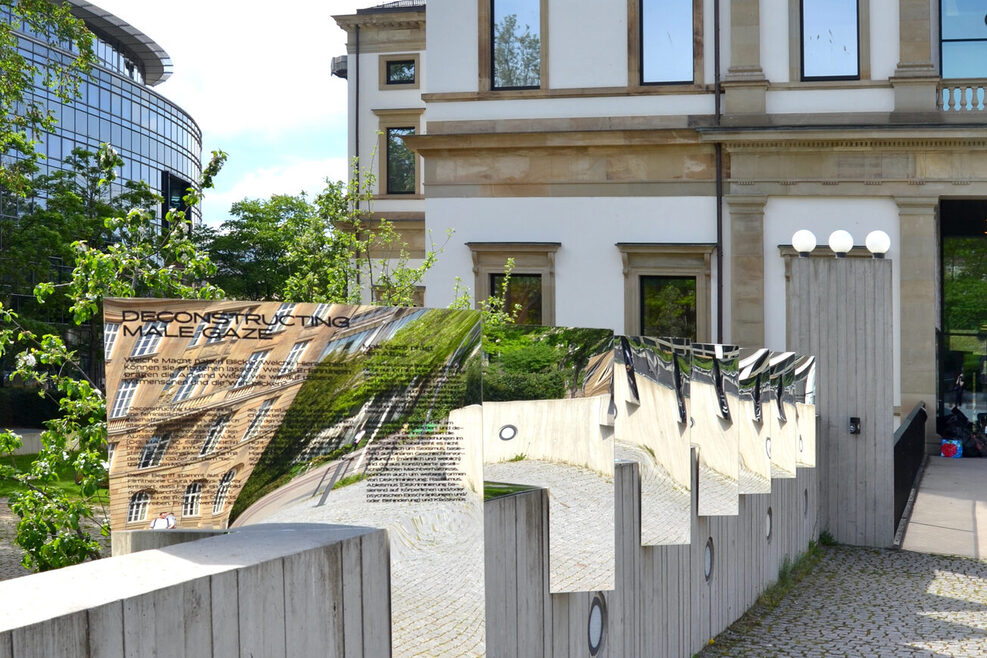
[93,1,364,141]
[201,156,349,227]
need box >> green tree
[192,194,309,300]
[196,166,445,307]
[1,147,160,381]
[493,13,540,88]
[0,148,227,572]
[0,0,95,194]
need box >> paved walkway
[699,545,987,657]
[903,457,987,560]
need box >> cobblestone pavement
[485,458,616,592]
[615,444,691,546]
[1,497,111,581]
[699,546,987,657]
[0,498,31,580]
[261,475,486,657]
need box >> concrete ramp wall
[0,524,389,658]
[485,457,820,657]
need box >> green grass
[697,540,825,655]
[0,453,109,503]
[483,481,536,501]
[507,453,526,462]
[332,472,367,490]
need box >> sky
[93,1,368,227]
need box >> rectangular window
[138,432,172,469]
[266,303,296,334]
[199,414,230,456]
[234,350,270,388]
[104,322,120,360]
[641,0,694,84]
[130,321,168,357]
[640,275,697,339]
[801,0,859,79]
[279,341,310,376]
[205,315,232,344]
[242,399,274,442]
[173,363,208,403]
[491,273,543,325]
[941,0,987,78]
[491,0,541,89]
[110,380,138,419]
[386,127,416,194]
[386,59,416,84]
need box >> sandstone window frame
[629,0,705,88]
[790,0,870,81]
[616,243,714,341]
[479,0,549,91]
[466,242,560,325]
[373,108,424,199]
[379,53,420,90]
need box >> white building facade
[336,0,987,446]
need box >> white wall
[766,88,895,113]
[354,49,426,202]
[870,0,899,81]
[425,93,715,122]
[761,0,790,83]
[425,0,479,93]
[425,196,718,332]
[762,197,901,405]
[548,0,627,89]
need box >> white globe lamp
[791,230,817,257]
[827,230,854,258]
[865,230,891,258]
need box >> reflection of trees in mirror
[641,276,697,340]
[231,310,481,520]
[482,325,613,401]
[943,236,987,332]
[493,13,540,88]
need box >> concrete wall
[0,524,390,658]
[789,257,895,547]
[484,457,819,657]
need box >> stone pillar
[891,0,939,113]
[896,197,939,450]
[723,0,767,114]
[727,196,767,349]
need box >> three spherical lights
[790,229,891,258]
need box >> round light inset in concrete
[765,437,772,459]
[704,537,714,581]
[766,507,773,541]
[588,592,607,655]
[498,424,518,441]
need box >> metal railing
[939,81,987,111]
[893,401,927,533]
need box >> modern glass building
[0,0,202,228]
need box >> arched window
[212,469,236,514]
[182,482,203,517]
[127,491,150,523]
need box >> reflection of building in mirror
[614,336,691,546]
[737,349,772,494]
[691,344,741,516]
[482,324,616,592]
[767,352,799,479]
